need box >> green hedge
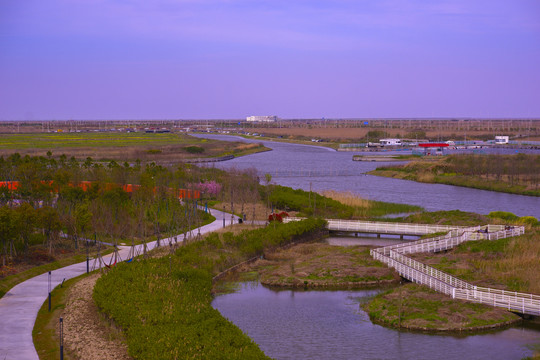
[94,218,326,359]
[266,185,354,218]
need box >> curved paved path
[0,209,238,360]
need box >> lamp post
[48,271,52,312]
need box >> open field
[0,132,268,163]
[1,119,538,144]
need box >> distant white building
[379,138,402,146]
[246,115,277,122]
[495,135,509,144]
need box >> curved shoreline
[260,278,398,289]
[367,315,522,333]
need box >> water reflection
[212,281,540,360]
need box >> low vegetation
[369,154,540,196]
[33,273,90,360]
[248,242,398,288]
[364,283,521,331]
[0,132,269,163]
[93,218,326,359]
[266,186,422,219]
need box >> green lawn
[0,132,200,149]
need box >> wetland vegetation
[369,154,540,196]
[93,218,326,359]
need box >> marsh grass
[320,190,422,218]
[364,283,521,331]
[249,242,398,288]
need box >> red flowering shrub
[268,213,283,222]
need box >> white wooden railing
[284,217,465,235]
[370,224,538,316]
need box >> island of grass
[368,154,540,196]
[245,242,399,288]
[364,283,521,332]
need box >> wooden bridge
[370,225,540,316]
[284,217,465,237]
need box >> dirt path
[62,274,131,360]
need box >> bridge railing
[375,227,478,256]
[284,217,466,235]
[371,249,456,296]
[371,224,539,315]
[454,287,540,316]
[388,250,474,290]
[326,219,463,235]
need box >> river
[193,134,539,218]
[198,134,540,359]
[213,280,540,360]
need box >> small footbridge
[284,217,464,238]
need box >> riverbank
[364,283,522,332]
[92,219,326,359]
[243,242,399,289]
[368,155,540,197]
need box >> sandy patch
[62,274,131,360]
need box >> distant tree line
[445,154,539,188]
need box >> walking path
[0,209,238,360]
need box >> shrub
[184,146,204,154]
[519,216,538,226]
[488,211,519,222]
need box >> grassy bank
[364,283,521,331]
[247,242,398,288]
[33,273,90,360]
[0,132,270,163]
[266,186,422,219]
[93,218,326,359]
[368,154,540,197]
[0,246,112,299]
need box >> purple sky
[1,0,539,120]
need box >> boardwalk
[0,210,237,360]
[285,217,464,236]
[370,225,540,316]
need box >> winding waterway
[213,281,540,360]
[199,134,540,359]
[194,134,539,218]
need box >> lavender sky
[1,0,539,120]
